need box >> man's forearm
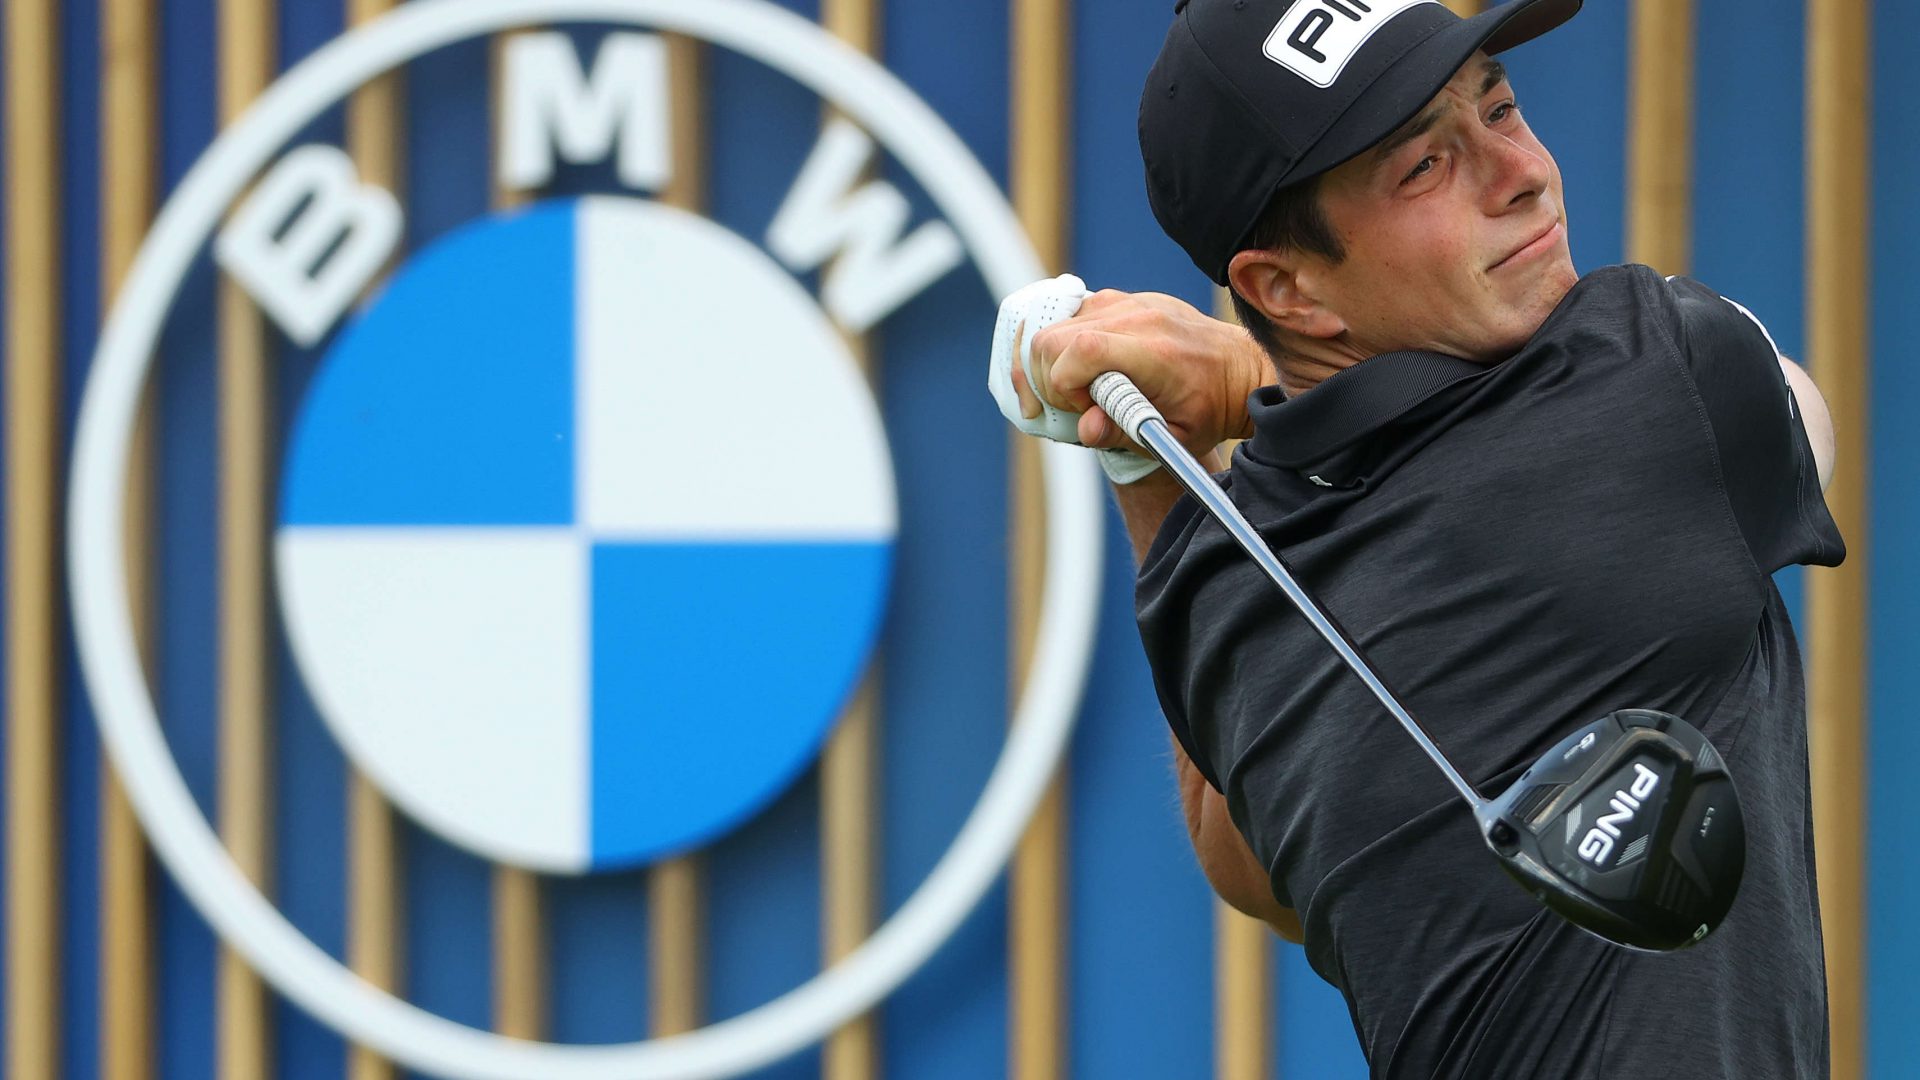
[1172,731,1305,942]
[1121,448,1304,942]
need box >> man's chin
[1480,277,1576,360]
[1519,256,1580,330]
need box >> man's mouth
[1492,220,1564,271]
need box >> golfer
[993,0,1842,1075]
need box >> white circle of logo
[69,2,1103,1079]
[277,195,898,873]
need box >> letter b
[215,145,402,347]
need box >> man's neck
[1276,347,1365,397]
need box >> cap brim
[1279,0,1581,189]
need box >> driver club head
[1474,709,1745,952]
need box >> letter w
[767,119,963,334]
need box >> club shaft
[1133,417,1485,809]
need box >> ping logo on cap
[1263,0,1437,88]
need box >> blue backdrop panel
[1694,0,1813,625]
[1694,0,1806,356]
[544,869,649,1047]
[695,9,834,1068]
[1502,0,1626,275]
[404,34,495,250]
[1068,2,1254,1076]
[59,0,106,1074]
[269,3,356,1075]
[872,3,1019,1077]
[153,0,225,1073]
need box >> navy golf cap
[1140,0,1582,284]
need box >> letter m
[766,119,963,334]
[500,31,669,192]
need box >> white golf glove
[987,274,1159,484]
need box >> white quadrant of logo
[276,197,894,873]
[1263,0,1436,88]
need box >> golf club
[1090,371,1746,952]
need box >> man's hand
[1779,356,1836,491]
[1010,289,1274,461]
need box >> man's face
[1298,54,1577,362]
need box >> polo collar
[1245,351,1491,484]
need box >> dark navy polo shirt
[1136,265,1844,1078]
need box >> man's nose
[1477,125,1552,209]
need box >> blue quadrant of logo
[589,541,892,868]
[282,201,575,526]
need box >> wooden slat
[484,29,553,1045]
[816,4,882,1078]
[348,0,404,191]
[1441,0,1481,16]
[102,0,159,1073]
[642,30,711,1041]
[345,775,400,1080]
[647,858,704,1036]
[216,0,278,1074]
[1806,0,1871,1076]
[1206,288,1270,1080]
[1011,0,1070,274]
[344,3,404,1078]
[1214,906,1272,1080]
[1626,0,1693,274]
[1010,781,1066,1080]
[492,864,547,1039]
[101,784,153,1080]
[4,0,64,1074]
[820,679,879,1080]
[1010,0,1070,1076]
[823,0,878,58]
[661,32,706,214]
[214,273,276,1079]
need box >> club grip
[1090,372,1164,445]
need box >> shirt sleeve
[1667,276,1845,574]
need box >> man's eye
[1402,156,1438,185]
[1488,101,1518,123]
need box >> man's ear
[1227,249,1347,340]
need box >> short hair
[1229,174,1347,359]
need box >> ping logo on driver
[1577,761,1662,866]
[1262,0,1437,88]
